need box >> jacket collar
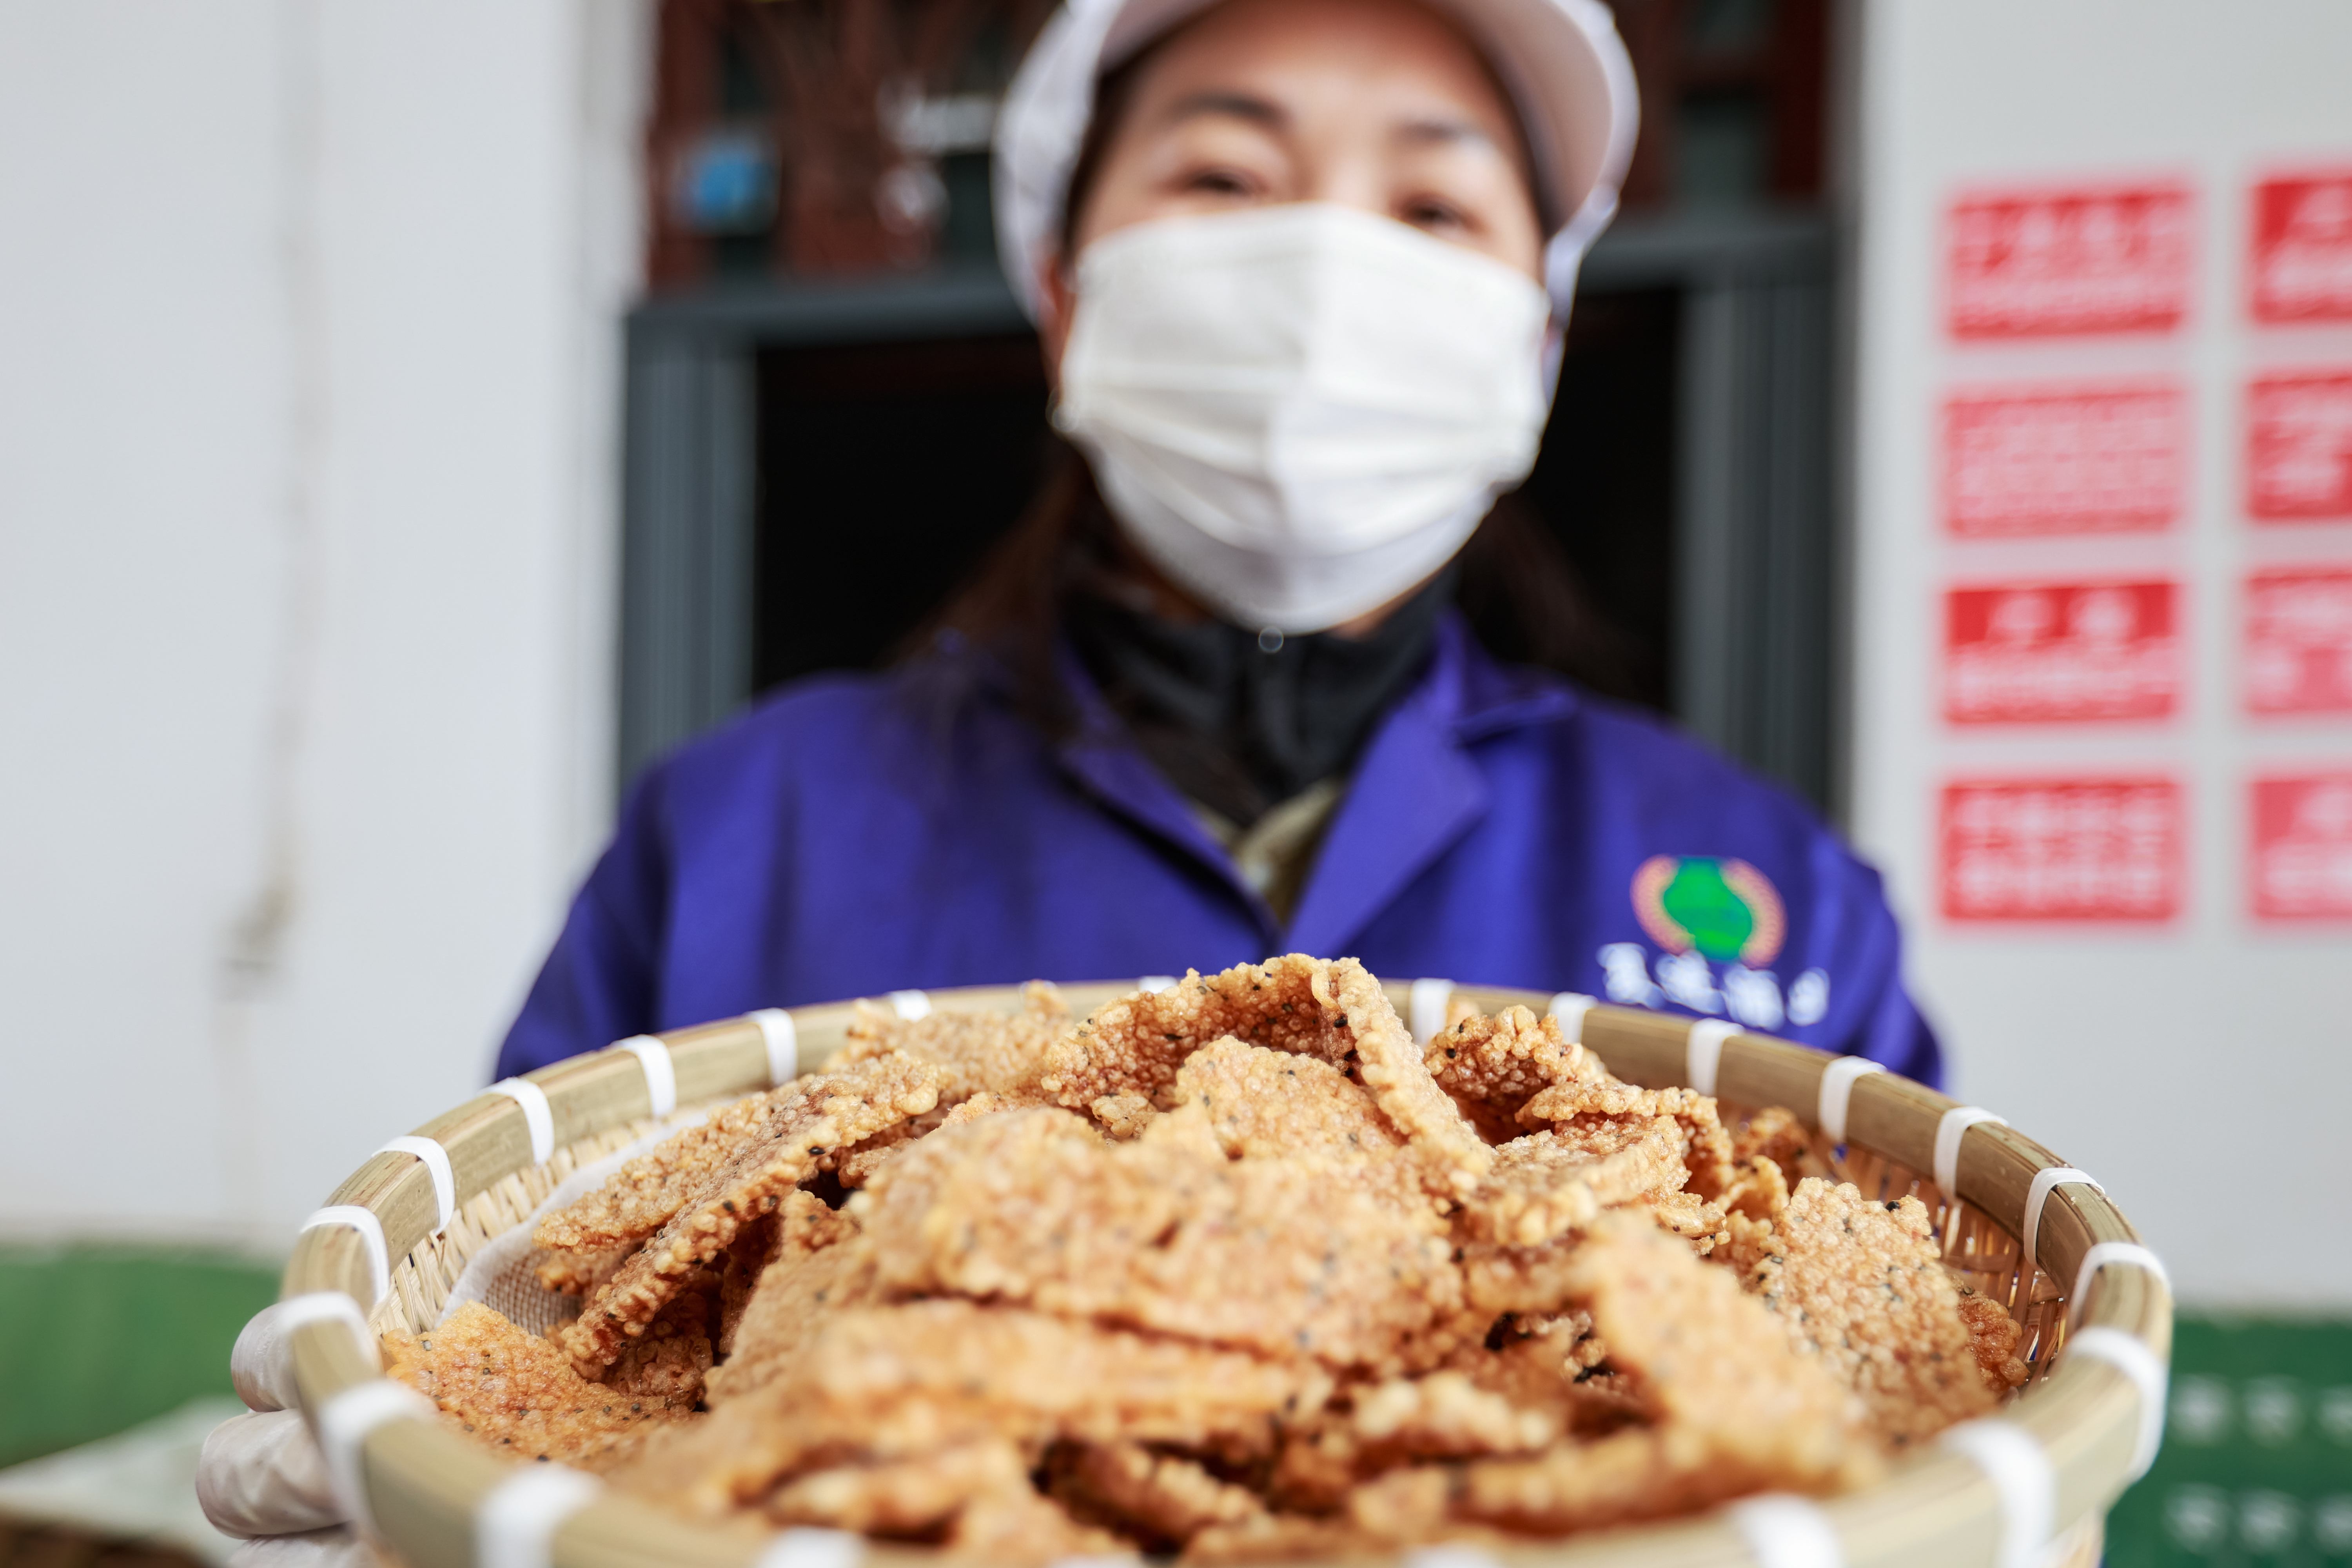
[1043,612,1578,950]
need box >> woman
[202,0,1933,1550]
[494,0,1938,1084]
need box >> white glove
[198,1302,377,1568]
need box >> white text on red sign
[1940,778,2183,922]
[2247,370,2352,521]
[2250,171,2352,324]
[1944,383,2183,536]
[2245,566,2352,714]
[1945,580,2180,724]
[2250,774,2352,921]
[1947,183,2193,339]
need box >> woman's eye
[1403,198,1471,232]
[1183,167,1258,197]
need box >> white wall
[0,0,650,1249]
[1851,0,2352,1306]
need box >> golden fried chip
[857,1107,1465,1370]
[1743,1178,1998,1448]
[1049,1442,1267,1548]
[1519,1080,1734,1198]
[534,1095,781,1256]
[383,1301,686,1472]
[945,1482,1129,1566]
[618,1301,1329,1516]
[1461,1118,1688,1246]
[766,1440,1031,1534]
[832,980,1071,1104]
[1423,1005,1597,1142]
[560,1051,939,1371]
[1956,1287,2031,1394]
[1040,956,1492,1199]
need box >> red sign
[2247,370,2352,520]
[1940,778,2183,922]
[2246,567,2352,714]
[1944,384,2184,536]
[1948,183,2193,338]
[2250,171,2352,323]
[2250,773,2352,920]
[1945,580,2180,723]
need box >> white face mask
[1052,203,1555,633]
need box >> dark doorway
[745,291,1685,710]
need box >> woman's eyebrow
[1392,113,1501,151]
[1158,89,1288,131]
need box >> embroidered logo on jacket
[1631,855,1787,966]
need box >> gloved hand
[197,1302,376,1568]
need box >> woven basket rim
[281,977,2170,1568]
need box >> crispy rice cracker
[1519,1080,1735,1199]
[945,1482,1129,1566]
[1443,1212,1871,1534]
[857,1107,1464,1370]
[766,1439,1032,1533]
[832,980,1071,1104]
[1049,1442,1268,1548]
[1462,1118,1689,1246]
[1743,1178,1999,1448]
[559,1051,938,1372]
[1956,1287,2031,1393]
[1423,1005,1599,1142]
[619,1301,1328,1516]
[534,1093,780,1256]
[1040,956,1492,1199]
[383,1302,687,1472]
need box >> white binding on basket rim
[317,1378,434,1536]
[1815,1057,1885,1145]
[2020,1167,2103,1270]
[757,1527,866,1568]
[750,1008,798,1085]
[615,1035,677,1119]
[1728,1493,1844,1568]
[1410,978,1454,1045]
[376,1136,455,1235]
[2070,1241,2170,1329]
[1402,1547,1503,1568]
[276,1289,382,1370]
[1686,1019,1741,1096]
[887,989,932,1020]
[1137,975,1178,994]
[1933,1106,2007,1200]
[301,1206,389,1306]
[1548,991,1597,1043]
[477,1463,602,1568]
[1938,1419,2054,1568]
[2065,1326,2168,1479]
[488,1078,556,1166]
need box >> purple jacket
[496,616,1939,1084]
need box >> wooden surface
[282,978,2171,1568]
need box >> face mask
[1052,202,1555,633]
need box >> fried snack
[559,1050,939,1372]
[1956,1286,2031,1393]
[1743,1178,2000,1448]
[383,1301,688,1472]
[833,980,1071,1104]
[1040,956,1492,1200]
[858,1106,1464,1371]
[1520,1078,1735,1199]
[1424,1005,1597,1142]
[408,962,2044,1560]
[767,1440,1031,1533]
[1462,1118,1688,1246]
[616,1301,1331,1515]
[534,1094,781,1256]
[945,1481,1129,1566]
[1439,1212,1873,1535]
[1049,1442,1268,1547]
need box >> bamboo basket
[279,980,2171,1568]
